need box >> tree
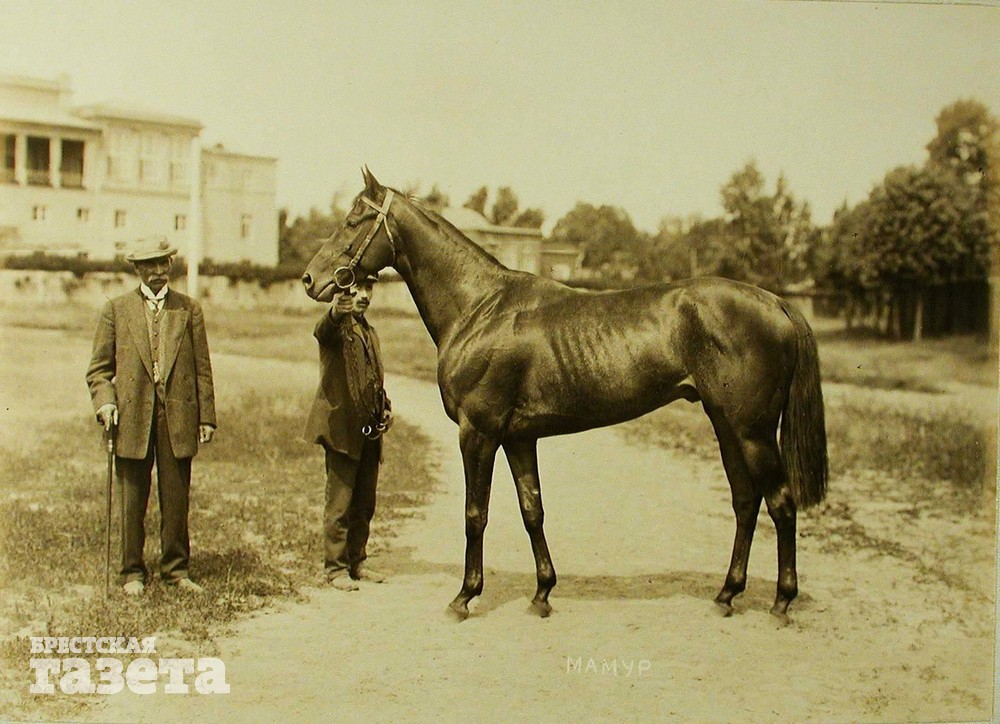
[926,99,1000,191]
[463,186,488,215]
[926,99,1000,263]
[422,184,450,212]
[856,164,989,339]
[720,161,816,291]
[549,202,647,278]
[279,196,347,267]
[649,214,732,281]
[512,208,545,229]
[489,186,519,226]
[462,185,544,228]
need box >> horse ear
[362,166,381,192]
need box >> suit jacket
[303,310,385,460]
[86,287,217,460]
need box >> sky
[2,0,998,233]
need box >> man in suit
[304,273,392,591]
[86,235,216,596]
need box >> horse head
[302,167,398,302]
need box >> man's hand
[380,406,393,432]
[333,291,355,315]
[199,424,215,444]
[96,403,118,430]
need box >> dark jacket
[303,310,386,460]
[86,288,216,459]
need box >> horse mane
[402,193,508,270]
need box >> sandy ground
[1,326,996,722]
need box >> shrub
[2,252,304,288]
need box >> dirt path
[87,358,994,722]
[1,327,994,721]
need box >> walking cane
[103,422,116,599]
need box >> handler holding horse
[304,271,393,591]
[302,169,827,622]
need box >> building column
[50,136,62,188]
[14,134,27,186]
[82,140,93,190]
[187,134,203,298]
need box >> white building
[0,73,278,265]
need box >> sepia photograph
[0,1,998,721]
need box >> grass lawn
[816,326,997,391]
[0,307,440,720]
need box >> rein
[341,319,388,439]
[333,190,396,289]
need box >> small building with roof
[437,205,582,279]
[439,205,543,274]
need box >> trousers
[324,438,381,573]
[116,396,192,583]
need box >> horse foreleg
[448,423,499,621]
[503,440,557,617]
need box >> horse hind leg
[503,440,557,617]
[737,431,798,622]
[708,410,764,615]
[448,422,500,621]
[763,477,798,622]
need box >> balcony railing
[61,171,84,188]
[0,168,14,184]
[27,169,51,186]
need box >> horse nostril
[301,272,312,288]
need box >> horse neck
[392,201,508,346]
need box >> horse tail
[778,300,829,509]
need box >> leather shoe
[326,570,359,591]
[173,578,204,593]
[122,580,144,596]
[351,565,387,583]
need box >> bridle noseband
[333,190,396,289]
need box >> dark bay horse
[302,169,828,621]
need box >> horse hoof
[769,606,791,626]
[530,599,552,618]
[714,600,734,617]
[446,600,469,621]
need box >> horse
[302,168,828,622]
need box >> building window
[240,214,252,240]
[139,158,159,183]
[169,160,188,184]
[61,139,85,188]
[2,135,14,184]
[32,205,47,221]
[170,136,188,186]
[175,214,187,231]
[26,136,50,186]
[77,208,90,222]
[138,132,160,184]
[106,131,128,183]
[114,210,127,228]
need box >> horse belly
[508,333,691,437]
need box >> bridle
[333,190,396,289]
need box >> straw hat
[125,235,177,262]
